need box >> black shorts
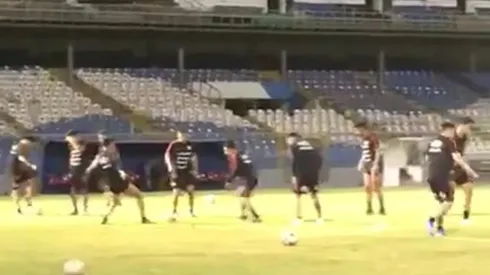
[11,164,37,188]
[361,161,382,175]
[69,166,87,191]
[452,166,471,185]
[171,171,196,190]
[234,176,257,197]
[427,177,454,202]
[293,172,319,194]
[106,170,129,195]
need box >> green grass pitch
[1,186,490,275]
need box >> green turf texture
[1,186,490,275]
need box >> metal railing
[0,4,488,32]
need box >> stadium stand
[0,66,119,133]
[292,0,378,17]
[384,70,479,109]
[75,68,279,164]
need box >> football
[281,231,298,246]
[63,259,85,275]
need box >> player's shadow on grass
[448,212,490,217]
[303,218,334,223]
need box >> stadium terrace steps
[0,111,29,135]
[48,68,156,133]
[444,72,490,97]
[353,71,427,112]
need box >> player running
[425,122,478,236]
[354,121,385,215]
[223,141,261,223]
[286,133,323,224]
[165,131,198,221]
[9,136,40,214]
[65,130,92,215]
[451,117,475,224]
[85,136,151,224]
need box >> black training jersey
[165,141,195,172]
[10,143,32,174]
[69,147,92,169]
[454,133,468,155]
[227,150,255,180]
[360,133,379,163]
[290,139,322,176]
[88,147,120,171]
[426,135,457,180]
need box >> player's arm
[371,137,381,170]
[451,152,478,178]
[290,149,300,185]
[65,136,81,150]
[227,153,238,182]
[17,155,36,170]
[164,142,176,173]
[448,139,478,178]
[190,149,199,176]
[84,155,100,175]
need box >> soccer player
[425,122,478,236]
[96,131,116,207]
[9,136,40,214]
[286,133,323,224]
[223,140,261,222]
[165,131,198,221]
[451,117,475,224]
[354,121,385,215]
[65,130,92,215]
[85,136,151,224]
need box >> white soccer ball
[63,259,85,275]
[205,194,216,204]
[281,231,298,246]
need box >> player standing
[223,141,261,222]
[165,131,198,221]
[451,117,475,224]
[9,136,40,214]
[354,121,385,215]
[286,133,323,224]
[85,136,151,224]
[65,130,92,215]
[425,122,478,236]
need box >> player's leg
[371,172,385,215]
[169,179,182,221]
[124,182,151,223]
[306,171,322,222]
[101,192,119,224]
[24,178,41,212]
[427,180,454,236]
[309,187,323,223]
[363,170,374,215]
[292,178,303,223]
[11,182,23,214]
[237,185,248,220]
[461,181,473,222]
[69,185,79,215]
[238,178,261,222]
[453,169,473,222]
[185,182,196,217]
[82,187,89,214]
[24,178,35,207]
